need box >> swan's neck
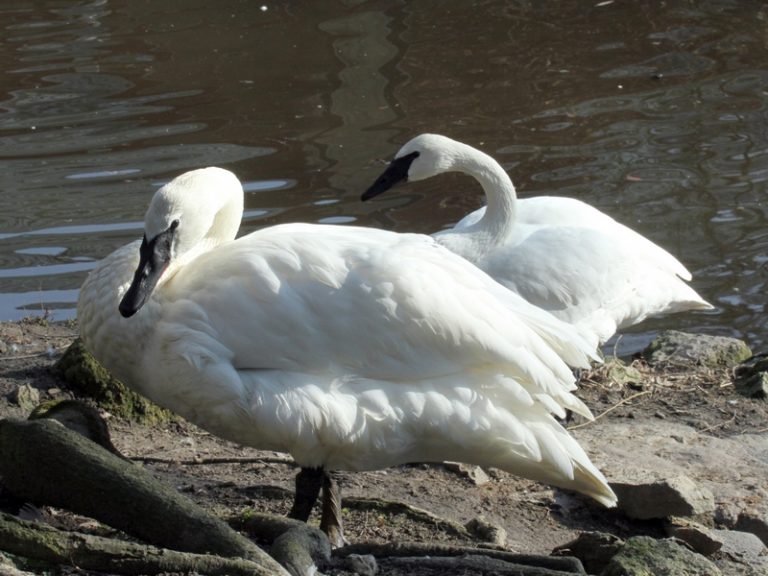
[452,144,518,240]
[173,237,224,273]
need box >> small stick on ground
[343,496,472,539]
[568,391,652,430]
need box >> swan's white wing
[163,223,594,382]
[442,197,711,342]
[137,223,613,504]
[516,196,697,281]
[453,206,486,229]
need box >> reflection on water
[0,0,766,353]
[315,9,401,201]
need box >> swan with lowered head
[78,167,616,546]
[363,134,713,345]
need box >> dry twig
[568,390,652,430]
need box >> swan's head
[119,167,243,318]
[362,134,461,201]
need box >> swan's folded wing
[164,223,597,417]
[480,218,710,342]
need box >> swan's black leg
[320,470,347,548]
[288,467,324,522]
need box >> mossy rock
[602,536,721,576]
[643,330,752,369]
[601,356,644,387]
[54,339,174,425]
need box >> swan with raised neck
[363,133,713,344]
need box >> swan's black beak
[119,221,177,318]
[361,151,420,201]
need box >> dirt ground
[0,318,766,575]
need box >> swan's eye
[170,219,180,231]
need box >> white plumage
[78,167,616,541]
[363,134,713,345]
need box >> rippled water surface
[0,0,766,352]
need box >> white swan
[363,134,713,345]
[78,167,616,545]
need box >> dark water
[0,0,766,354]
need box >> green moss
[603,536,721,576]
[602,356,644,386]
[54,339,174,425]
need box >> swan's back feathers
[443,196,712,342]
[167,224,597,381]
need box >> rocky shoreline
[0,319,766,575]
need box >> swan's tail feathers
[543,430,617,507]
[568,462,617,508]
[493,417,617,508]
[615,281,714,334]
[662,276,714,314]
[537,453,617,508]
[674,291,714,312]
[497,448,617,508]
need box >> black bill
[361,151,420,201]
[118,221,178,318]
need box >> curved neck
[453,143,518,237]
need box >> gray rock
[714,502,741,528]
[735,372,768,399]
[443,462,490,486]
[666,519,768,566]
[734,355,768,399]
[10,384,40,412]
[611,474,715,520]
[0,552,37,576]
[552,531,624,574]
[643,330,752,368]
[573,420,768,576]
[714,559,768,576]
[575,420,768,533]
[29,399,124,458]
[712,528,767,561]
[736,512,768,547]
[465,516,507,546]
[601,536,722,576]
[346,553,377,576]
[666,517,723,555]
